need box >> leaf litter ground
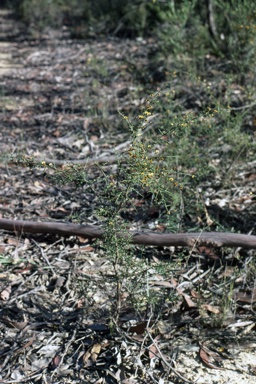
[0,8,256,384]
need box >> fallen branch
[32,155,118,165]
[0,218,256,249]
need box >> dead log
[0,218,256,249]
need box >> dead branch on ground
[0,218,256,249]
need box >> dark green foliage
[11,0,256,73]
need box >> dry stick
[33,141,131,165]
[146,329,194,384]
[1,218,256,249]
[206,0,218,41]
[12,117,159,166]
[230,101,256,110]
[24,155,118,166]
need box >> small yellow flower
[138,115,145,119]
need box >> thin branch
[229,101,256,111]
[206,0,218,41]
[146,328,194,384]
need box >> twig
[51,328,77,378]
[8,286,46,304]
[146,328,195,384]
[206,0,218,41]
[26,155,118,166]
[229,101,256,110]
[31,238,56,275]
